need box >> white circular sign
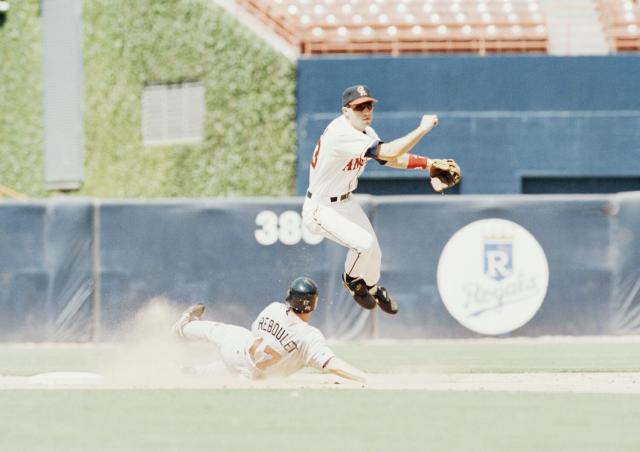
[437,218,549,335]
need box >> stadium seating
[597,0,640,52]
[236,0,549,55]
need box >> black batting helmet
[286,277,319,313]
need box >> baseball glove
[429,159,461,193]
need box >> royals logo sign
[484,240,513,282]
[437,219,549,335]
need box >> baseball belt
[306,191,351,203]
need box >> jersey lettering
[283,340,298,353]
[306,116,380,202]
[310,140,321,169]
[250,303,334,375]
[256,315,298,353]
[342,157,366,172]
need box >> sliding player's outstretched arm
[324,356,367,383]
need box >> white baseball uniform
[302,114,385,286]
[182,302,335,379]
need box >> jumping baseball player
[302,85,461,315]
[172,277,367,383]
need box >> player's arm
[306,333,366,383]
[383,153,431,171]
[384,154,462,193]
[376,114,438,161]
[323,356,367,383]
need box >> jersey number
[248,337,282,370]
[310,140,321,169]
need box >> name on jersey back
[256,316,299,353]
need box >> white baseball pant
[182,321,257,378]
[302,196,381,286]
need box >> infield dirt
[1,300,639,393]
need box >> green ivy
[0,0,296,198]
[0,0,46,197]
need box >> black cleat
[374,286,399,315]
[342,274,377,310]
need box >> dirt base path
[2,371,639,393]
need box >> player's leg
[218,330,257,379]
[341,201,381,284]
[173,304,258,378]
[182,321,257,378]
[181,320,234,344]
[303,200,377,309]
[303,201,375,252]
[341,203,399,315]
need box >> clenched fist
[420,115,439,133]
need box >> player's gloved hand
[428,158,461,192]
[420,115,439,133]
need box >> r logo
[484,242,513,282]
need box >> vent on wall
[142,82,205,146]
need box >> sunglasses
[350,101,375,112]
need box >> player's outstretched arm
[383,153,430,170]
[324,356,367,383]
[377,114,438,161]
[384,154,462,192]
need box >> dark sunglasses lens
[354,102,373,111]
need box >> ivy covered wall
[0,0,296,197]
[0,0,46,196]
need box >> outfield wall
[0,193,639,341]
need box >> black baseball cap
[342,85,378,107]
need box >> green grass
[1,341,639,452]
[334,341,640,373]
[0,390,638,452]
[1,341,639,376]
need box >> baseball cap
[342,85,378,107]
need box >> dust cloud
[96,298,222,388]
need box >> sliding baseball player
[301,85,461,315]
[172,277,366,383]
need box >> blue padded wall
[1,194,640,341]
